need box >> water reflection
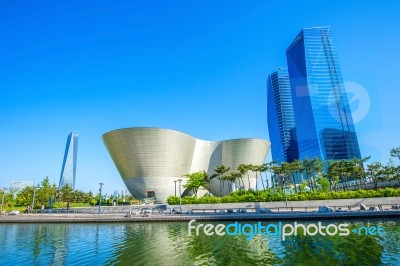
[0,219,398,265]
[279,228,384,265]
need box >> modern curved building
[102,127,270,203]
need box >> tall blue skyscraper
[286,26,361,160]
[58,131,78,189]
[267,68,299,163]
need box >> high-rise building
[267,68,299,163]
[10,181,34,193]
[286,26,361,160]
[58,131,78,189]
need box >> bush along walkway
[167,188,400,205]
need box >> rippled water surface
[1,219,399,265]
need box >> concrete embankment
[1,197,399,223]
[1,211,400,223]
[169,197,400,212]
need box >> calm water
[0,219,399,265]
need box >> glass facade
[286,26,361,160]
[267,68,299,163]
[58,131,78,189]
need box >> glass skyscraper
[58,131,78,189]
[267,68,299,163]
[286,26,361,160]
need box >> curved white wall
[103,127,271,202]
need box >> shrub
[166,188,400,205]
[167,196,180,205]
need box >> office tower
[58,131,78,189]
[267,68,299,163]
[286,26,361,160]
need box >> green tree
[390,147,400,161]
[49,183,57,207]
[214,165,230,196]
[312,157,324,189]
[236,169,246,190]
[327,159,352,191]
[183,171,208,197]
[237,164,252,190]
[37,176,53,207]
[1,188,16,211]
[280,162,291,191]
[59,184,74,203]
[16,186,34,207]
[228,172,242,192]
[392,165,400,186]
[289,160,302,193]
[253,163,267,190]
[73,190,85,203]
[271,164,283,188]
[341,160,355,191]
[201,172,217,196]
[352,156,371,190]
[341,160,352,191]
[367,162,386,190]
[267,160,277,189]
[327,161,341,191]
[302,158,316,191]
[384,164,397,187]
[249,164,259,190]
[389,147,400,186]
[316,176,331,192]
[299,180,308,192]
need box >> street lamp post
[32,185,39,212]
[1,187,6,211]
[178,179,182,212]
[98,183,104,214]
[282,176,288,209]
[174,180,177,197]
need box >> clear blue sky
[1,1,399,194]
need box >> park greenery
[167,187,400,205]
[168,147,400,204]
[2,147,400,210]
[0,176,135,211]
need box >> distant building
[10,181,34,193]
[58,131,78,189]
[267,68,299,163]
[285,26,361,160]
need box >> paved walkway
[169,197,400,212]
[2,197,399,223]
[1,210,400,223]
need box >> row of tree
[183,147,400,197]
[183,163,272,197]
[275,147,400,192]
[3,148,399,206]
[0,177,114,210]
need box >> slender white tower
[58,131,78,189]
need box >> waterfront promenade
[1,210,400,223]
[1,197,399,223]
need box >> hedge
[166,187,400,205]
